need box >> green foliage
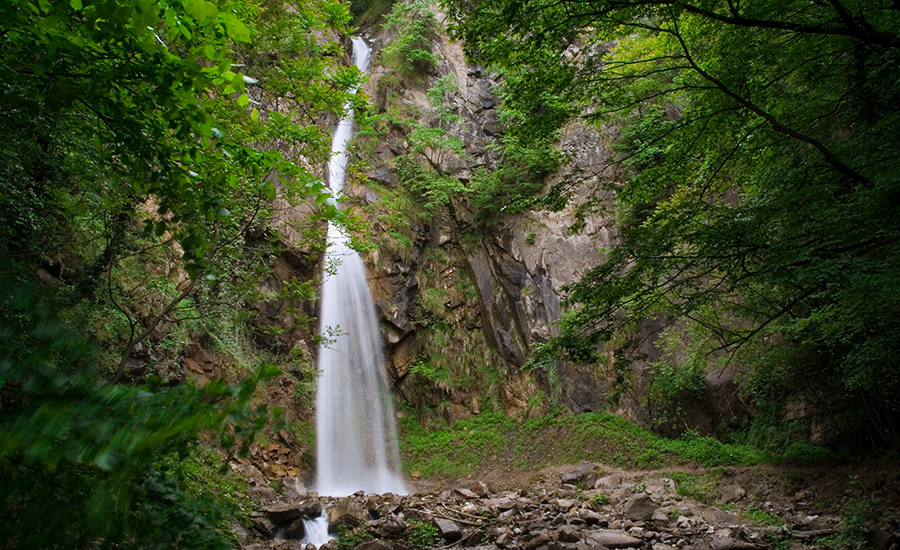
[824,494,883,550]
[742,507,785,526]
[0,278,277,549]
[589,493,610,510]
[350,0,396,27]
[409,521,440,550]
[337,524,374,550]
[380,0,438,75]
[0,0,355,546]
[446,0,900,451]
[400,409,767,478]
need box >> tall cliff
[308,4,746,434]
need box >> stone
[579,510,606,526]
[434,518,463,541]
[356,541,393,550]
[284,518,306,539]
[585,530,642,548]
[470,481,491,498]
[561,470,586,485]
[456,488,480,499]
[282,477,309,499]
[557,499,580,512]
[624,494,656,522]
[559,525,583,543]
[645,479,675,497]
[595,475,622,491]
[720,485,746,503]
[652,509,670,523]
[265,503,308,522]
[866,529,900,550]
[695,506,739,526]
[459,530,485,547]
[525,531,553,550]
[369,517,408,538]
[709,535,763,550]
[250,512,276,536]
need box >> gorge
[1,0,899,549]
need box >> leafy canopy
[445,0,900,449]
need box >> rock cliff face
[250,8,748,434]
[337,15,619,423]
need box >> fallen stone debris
[237,465,900,550]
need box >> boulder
[624,494,656,522]
[720,485,746,503]
[595,475,622,491]
[525,530,553,550]
[434,518,463,541]
[585,530,642,548]
[559,525,583,543]
[561,470,586,485]
[284,518,306,539]
[265,502,313,523]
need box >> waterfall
[315,37,407,497]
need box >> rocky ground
[232,459,900,550]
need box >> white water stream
[314,37,407,498]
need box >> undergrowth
[399,410,769,478]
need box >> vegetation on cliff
[445,0,900,452]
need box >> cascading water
[315,37,407,497]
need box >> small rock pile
[241,466,898,550]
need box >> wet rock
[624,494,656,522]
[284,518,306,539]
[251,512,276,536]
[585,530,642,548]
[266,502,318,523]
[434,518,463,541]
[320,540,340,550]
[328,501,366,529]
[720,486,746,504]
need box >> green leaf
[220,12,251,42]
[184,0,218,21]
[251,108,259,122]
[236,94,249,107]
[69,0,82,10]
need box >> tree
[0,0,357,545]
[444,0,900,449]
